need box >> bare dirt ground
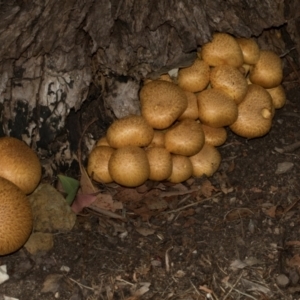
[1,80,300,300]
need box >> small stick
[275,141,300,153]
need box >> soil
[1,81,300,300]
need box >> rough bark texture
[0,0,296,175]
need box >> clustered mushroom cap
[0,177,33,255]
[87,146,115,183]
[108,146,150,187]
[201,33,244,67]
[106,115,154,148]
[230,84,274,138]
[0,137,41,194]
[140,80,188,129]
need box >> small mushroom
[230,84,274,138]
[168,155,193,183]
[197,88,238,127]
[140,80,188,129]
[106,115,154,148]
[0,137,41,194]
[165,119,205,156]
[147,130,165,148]
[177,58,210,92]
[0,177,33,255]
[235,38,260,65]
[96,136,110,147]
[266,85,286,109]
[249,50,283,88]
[189,143,221,177]
[87,146,115,183]
[178,91,199,121]
[210,65,248,104]
[201,33,244,67]
[146,147,172,181]
[108,146,150,187]
[201,124,227,146]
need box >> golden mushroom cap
[0,137,41,194]
[230,84,274,138]
[201,33,244,67]
[201,124,227,146]
[165,119,205,156]
[235,38,261,65]
[108,146,150,187]
[197,88,238,127]
[140,80,188,129]
[168,155,193,183]
[87,146,115,184]
[189,143,222,177]
[106,115,154,148]
[0,177,33,255]
[210,65,248,104]
[177,58,210,93]
[147,130,166,148]
[178,91,199,121]
[266,85,286,109]
[249,50,283,88]
[146,147,172,181]
[96,136,110,147]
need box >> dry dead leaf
[285,240,300,246]
[262,205,284,219]
[144,197,168,210]
[114,188,145,203]
[224,208,254,221]
[288,254,300,268]
[135,227,155,236]
[41,274,63,294]
[200,179,217,197]
[90,193,123,212]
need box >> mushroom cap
[210,65,248,104]
[87,146,115,183]
[189,143,221,177]
[201,33,244,67]
[146,147,172,181]
[140,80,188,129]
[235,38,261,65]
[165,119,205,156]
[178,91,199,121]
[177,58,210,92]
[96,136,110,147]
[230,84,274,138]
[197,88,238,127]
[0,177,33,255]
[201,124,227,146]
[249,50,283,88]
[108,146,150,187]
[266,85,286,109]
[106,115,154,148]
[0,137,41,194]
[168,155,193,183]
[147,130,165,148]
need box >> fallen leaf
[57,175,80,205]
[200,179,216,197]
[135,227,155,236]
[41,274,63,294]
[288,254,300,268]
[224,208,254,221]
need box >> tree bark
[0,0,295,175]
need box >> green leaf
[58,175,80,205]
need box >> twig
[165,246,173,273]
[274,141,300,153]
[68,277,94,291]
[159,192,223,215]
[223,271,244,300]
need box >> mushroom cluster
[88,33,285,187]
[0,137,41,255]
